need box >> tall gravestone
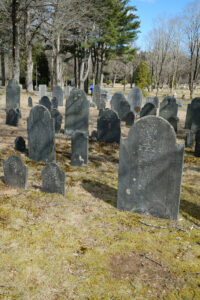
[140,103,157,118]
[97,109,121,143]
[93,84,101,108]
[39,96,51,111]
[128,87,142,114]
[159,96,178,132]
[42,163,66,196]
[6,79,20,111]
[27,105,55,162]
[190,98,200,133]
[39,85,47,100]
[51,109,62,133]
[65,88,89,136]
[71,131,88,166]
[185,104,192,129]
[3,155,27,189]
[53,85,64,106]
[117,116,184,220]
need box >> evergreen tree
[135,60,151,93]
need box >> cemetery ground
[0,88,199,299]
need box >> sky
[130,0,194,50]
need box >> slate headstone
[111,92,126,113]
[185,104,192,129]
[168,116,179,133]
[146,96,159,108]
[51,96,58,109]
[15,136,26,152]
[65,88,89,136]
[6,79,20,111]
[97,109,121,143]
[3,155,27,189]
[28,97,33,107]
[117,116,184,220]
[190,98,200,133]
[42,162,66,196]
[27,105,55,162]
[53,85,64,106]
[93,84,101,109]
[6,108,21,126]
[159,96,178,121]
[195,130,200,157]
[71,131,88,166]
[51,108,62,133]
[39,96,51,111]
[124,111,135,126]
[185,131,194,148]
[140,103,156,118]
[128,87,142,114]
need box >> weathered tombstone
[53,85,64,106]
[71,131,88,166]
[51,109,62,133]
[15,136,26,152]
[42,163,66,196]
[6,79,20,111]
[190,98,200,133]
[28,97,33,107]
[27,105,55,162]
[93,84,101,108]
[90,130,98,142]
[65,88,89,136]
[6,108,21,126]
[111,92,126,113]
[128,87,142,114]
[39,84,47,99]
[159,96,178,121]
[185,131,195,148]
[51,97,58,109]
[146,96,159,108]
[97,109,121,143]
[185,104,192,129]
[124,111,135,126]
[117,116,184,220]
[3,155,27,189]
[195,130,200,157]
[168,116,179,133]
[64,86,73,99]
[140,103,156,118]
[39,96,51,111]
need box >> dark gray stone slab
[28,97,33,107]
[190,98,200,133]
[71,131,88,166]
[146,97,159,108]
[140,103,156,118]
[168,116,179,133]
[65,88,89,136]
[6,108,21,126]
[117,116,184,220]
[27,105,55,162]
[93,84,101,108]
[185,104,192,129]
[51,108,62,133]
[111,92,126,113]
[53,85,63,106]
[124,111,135,126]
[15,136,26,152]
[159,96,178,121]
[42,162,65,196]
[3,155,27,189]
[51,97,58,109]
[39,96,51,111]
[195,130,200,157]
[6,79,20,111]
[97,109,121,143]
[128,87,142,114]
[185,131,195,148]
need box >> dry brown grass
[0,87,199,299]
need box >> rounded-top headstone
[53,85,63,106]
[111,92,127,115]
[39,96,51,111]
[42,162,65,196]
[15,136,26,152]
[6,79,20,111]
[51,96,58,109]
[128,87,142,114]
[6,108,21,126]
[140,103,156,118]
[28,97,33,107]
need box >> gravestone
[195,131,200,157]
[53,85,63,106]
[71,131,88,166]
[3,155,27,189]
[65,88,89,136]
[140,103,156,118]
[51,109,62,133]
[51,97,58,109]
[6,79,20,111]
[159,96,178,121]
[64,86,73,99]
[111,92,126,113]
[128,87,142,114]
[97,109,121,143]
[15,136,26,152]
[146,96,159,108]
[6,108,21,126]
[117,116,184,220]
[185,131,195,148]
[42,163,65,196]
[93,84,101,108]
[39,96,51,111]
[28,97,33,107]
[27,105,55,162]
[39,84,47,99]
[124,111,135,126]
[190,98,200,133]
[185,104,192,129]
[168,117,179,133]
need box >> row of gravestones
[4,114,184,221]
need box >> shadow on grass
[82,179,117,207]
[180,199,200,221]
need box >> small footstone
[28,97,33,107]
[6,108,21,126]
[71,131,88,167]
[39,96,51,111]
[15,136,26,152]
[124,111,134,126]
[42,162,66,196]
[3,155,27,189]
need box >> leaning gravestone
[185,104,192,129]
[117,116,184,220]
[140,103,157,118]
[53,85,63,106]
[51,97,58,109]
[128,87,142,114]
[51,109,62,133]
[27,105,55,162]
[71,131,88,166]
[65,88,89,136]
[146,97,159,108]
[6,79,20,111]
[3,155,27,189]
[6,108,21,126]
[42,163,65,196]
[15,136,26,152]
[39,96,51,111]
[97,109,121,143]
[159,96,178,120]
[28,97,33,107]
[39,84,47,99]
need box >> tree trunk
[1,48,5,86]
[74,53,77,87]
[56,34,62,85]
[12,0,20,82]
[100,45,105,88]
[25,8,33,92]
[112,74,116,87]
[80,51,92,90]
